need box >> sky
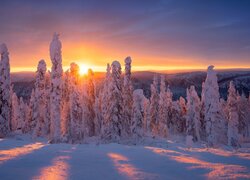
[0,0,250,72]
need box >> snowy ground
[0,136,250,180]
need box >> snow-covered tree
[186,86,201,142]
[122,56,133,137]
[0,44,11,137]
[227,81,240,147]
[131,89,145,141]
[237,93,250,138]
[202,65,227,146]
[158,75,168,137]
[178,96,187,133]
[86,69,95,137]
[101,61,123,142]
[61,70,70,141]
[33,60,48,137]
[94,95,102,136]
[49,33,63,143]
[69,63,83,143]
[11,92,20,131]
[19,97,26,132]
[149,74,159,135]
[142,97,150,135]
[165,86,173,131]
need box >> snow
[0,135,250,179]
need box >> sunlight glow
[145,146,250,179]
[107,153,156,179]
[79,64,89,75]
[33,156,70,180]
[0,142,45,164]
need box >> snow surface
[0,135,250,180]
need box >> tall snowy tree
[11,92,20,131]
[0,44,11,137]
[49,33,63,143]
[158,75,168,137]
[227,81,240,147]
[122,56,133,137]
[61,70,70,141]
[186,86,201,142]
[142,98,150,135]
[202,65,227,146]
[131,89,145,141]
[149,74,159,135]
[101,61,123,142]
[19,97,26,132]
[33,60,48,137]
[100,63,111,133]
[86,68,95,137]
[237,93,250,138]
[69,62,83,143]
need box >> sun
[79,64,89,75]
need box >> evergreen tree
[69,63,83,143]
[158,75,168,137]
[49,33,63,143]
[131,89,145,141]
[149,74,159,135]
[227,81,240,147]
[186,86,201,142]
[202,65,227,146]
[122,56,133,137]
[11,92,20,131]
[237,93,250,138]
[86,69,95,137]
[0,44,11,137]
[33,60,48,137]
[101,61,123,142]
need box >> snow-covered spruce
[101,61,124,142]
[131,89,145,141]
[149,74,159,135]
[86,69,95,137]
[122,56,133,137]
[227,81,240,147]
[69,63,83,143]
[0,43,11,137]
[158,75,168,137]
[33,60,49,137]
[202,65,227,146]
[186,86,201,143]
[49,33,63,143]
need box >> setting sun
[79,64,89,75]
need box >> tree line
[0,33,250,147]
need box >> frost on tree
[149,74,159,135]
[69,63,83,143]
[49,33,63,143]
[101,61,123,142]
[142,98,150,135]
[227,82,240,147]
[86,69,95,137]
[202,65,227,146]
[237,93,250,138]
[122,56,133,137]
[11,92,21,131]
[61,70,70,141]
[0,44,11,137]
[158,75,168,137]
[33,60,48,137]
[165,86,173,132]
[100,63,111,134]
[186,86,201,142]
[131,89,145,141]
